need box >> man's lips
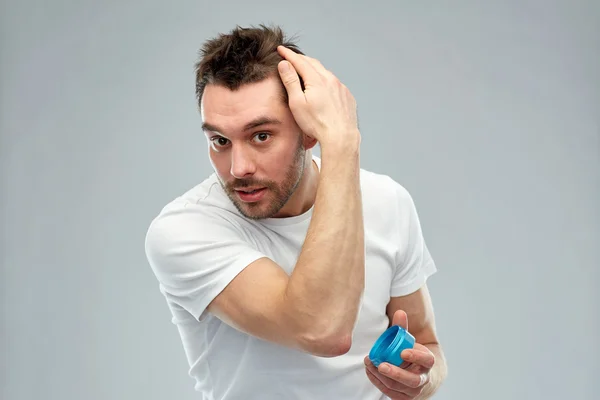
[234,187,265,193]
[234,187,267,202]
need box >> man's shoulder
[359,165,413,209]
[158,173,236,213]
[145,174,244,245]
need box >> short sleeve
[144,203,267,321]
[390,184,437,297]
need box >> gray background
[1,0,598,399]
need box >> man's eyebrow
[202,116,283,134]
[243,116,283,131]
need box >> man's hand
[364,310,436,399]
[276,45,360,151]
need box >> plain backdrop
[1,1,599,399]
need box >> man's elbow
[297,331,353,357]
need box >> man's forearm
[418,343,448,399]
[284,143,365,349]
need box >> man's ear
[303,134,318,150]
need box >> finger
[375,363,425,389]
[392,309,408,331]
[277,45,322,83]
[303,56,334,78]
[365,362,405,390]
[277,61,304,104]
[365,369,411,400]
[305,56,324,69]
[401,349,435,370]
[366,355,410,372]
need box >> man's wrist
[417,343,447,399]
[319,131,361,158]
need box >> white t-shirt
[144,156,437,400]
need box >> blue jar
[368,325,415,367]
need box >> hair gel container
[368,325,415,367]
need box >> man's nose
[230,145,256,178]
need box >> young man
[145,24,447,399]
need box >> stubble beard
[220,138,306,220]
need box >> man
[145,24,447,399]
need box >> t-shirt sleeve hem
[186,251,268,321]
[389,261,437,298]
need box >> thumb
[392,309,408,331]
[277,60,303,103]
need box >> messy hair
[194,24,305,108]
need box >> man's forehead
[201,79,287,134]
[202,77,283,110]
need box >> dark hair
[194,24,305,108]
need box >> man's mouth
[236,188,263,193]
[234,187,267,202]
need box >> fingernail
[279,61,290,72]
[380,364,390,373]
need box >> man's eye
[254,133,270,142]
[212,137,229,147]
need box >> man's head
[195,24,317,220]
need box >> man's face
[201,76,308,219]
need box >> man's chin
[237,204,276,220]
[228,195,273,220]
